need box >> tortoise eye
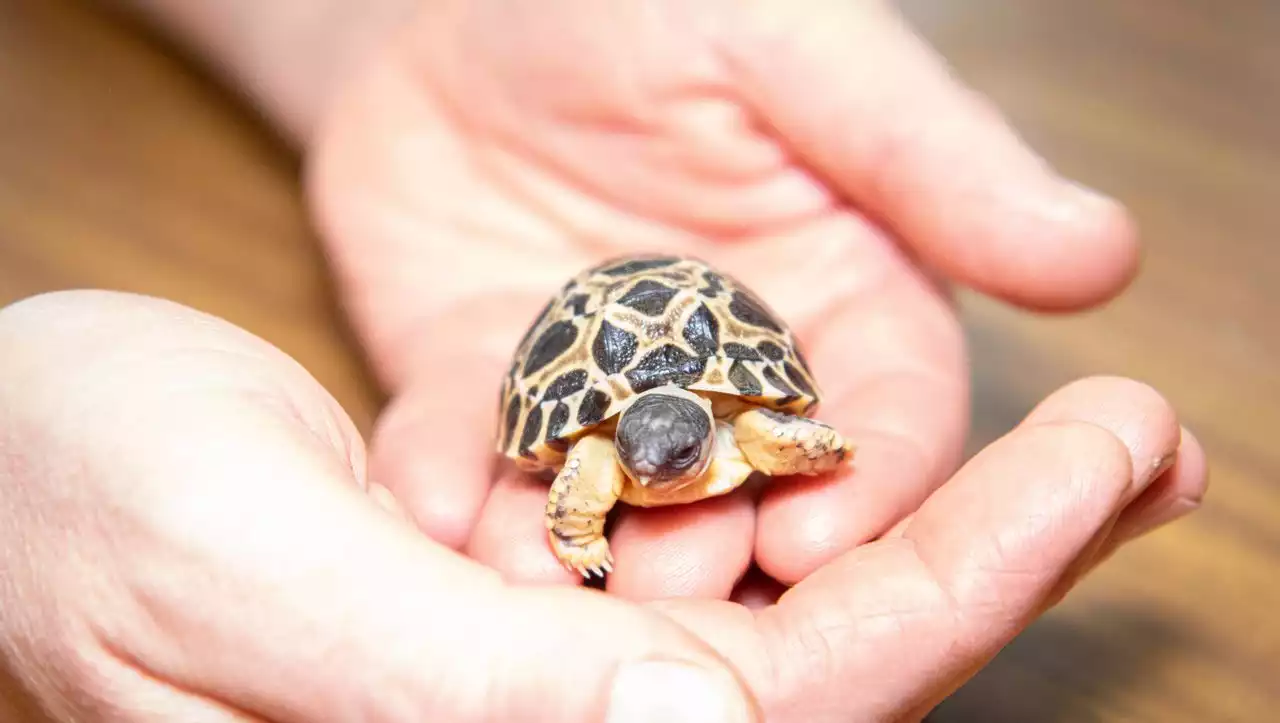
[673,444,698,464]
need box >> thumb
[130,453,762,723]
[724,0,1139,310]
[465,588,765,723]
[0,290,757,723]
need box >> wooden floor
[1,0,1276,720]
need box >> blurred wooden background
[1,0,1276,720]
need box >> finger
[368,350,508,550]
[1020,375,1183,499]
[725,0,1139,310]
[467,466,582,586]
[886,380,1205,563]
[729,565,788,611]
[960,375,1192,613]
[175,428,757,723]
[1,290,761,723]
[605,488,757,600]
[468,465,758,598]
[880,389,1208,547]
[1108,425,1207,543]
[664,378,1183,721]
[788,423,1135,719]
[1051,424,1207,602]
[728,235,968,584]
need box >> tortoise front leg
[545,433,624,578]
[733,407,855,477]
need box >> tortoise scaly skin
[496,255,855,577]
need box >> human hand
[0,291,764,722]
[87,0,1209,719]
[305,0,1149,593]
[0,291,1205,723]
[295,2,1209,717]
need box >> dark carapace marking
[592,319,638,375]
[784,361,815,397]
[682,303,720,357]
[578,388,611,427]
[729,290,784,333]
[728,360,763,396]
[544,369,588,401]
[547,402,570,442]
[698,271,725,298]
[756,340,786,362]
[597,256,681,277]
[518,405,544,458]
[565,293,590,316]
[723,342,761,361]
[625,344,708,393]
[522,320,578,378]
[617,279,679,316]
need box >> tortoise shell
[496,254,821,471]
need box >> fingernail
[607,661,758,723]
[1118,496,1202,543]
[1065,179,1120,213]
[1142,450,1178,487]
[1036,179,1122,230]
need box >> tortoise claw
[551,534,613,579]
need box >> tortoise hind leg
[733,407,854,477]
[545,433,624,578]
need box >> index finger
[659,376,1190,721]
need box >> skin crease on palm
[0,1,1209,722]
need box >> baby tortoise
[496,254,855,577]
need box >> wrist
[113,0,418,146]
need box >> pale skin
[1,1,1211,722]
[0,294,1207,723]
[548,386,855,576]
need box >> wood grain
[901,1,1280,721]
[1,0,1276,720]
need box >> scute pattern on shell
[497,255,821,471]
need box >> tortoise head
[613,386,715,490]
